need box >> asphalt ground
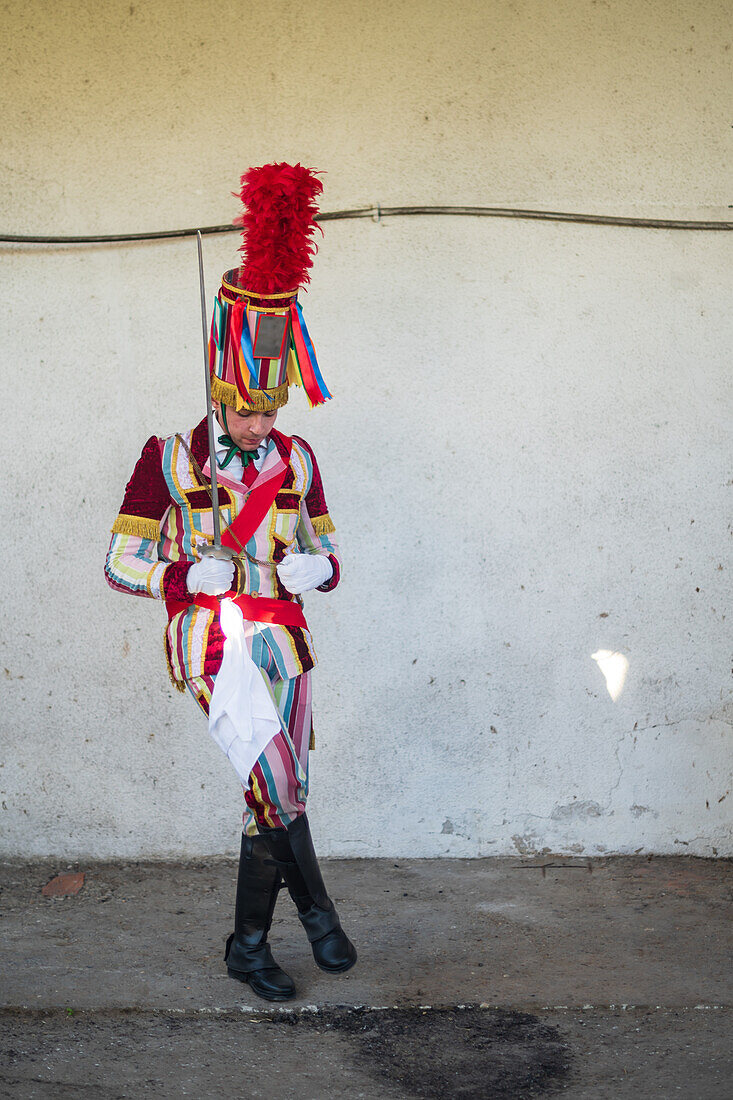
[1,856,730,1098]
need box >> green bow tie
[217,434,260,470]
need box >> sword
[196,231,235,562]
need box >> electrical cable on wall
[1,203,731,244]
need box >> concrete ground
[0,857,730,1098]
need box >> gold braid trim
[111,514,161,541]
[210,375,289,413]
[163,628,187,693]
[221,277,298,300]
[311,513,336,537]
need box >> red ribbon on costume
[218,433,293,552]
[166,591,308,629]
[228,298,251,402]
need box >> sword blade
[196,231,223,549]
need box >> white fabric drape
[207,599,281,784]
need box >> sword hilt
[199,543,236,561]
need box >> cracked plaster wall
[0,0,731,858]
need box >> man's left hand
[276,553,333,595]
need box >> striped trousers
[186,631,312,833]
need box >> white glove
[276,553,333,595]
[187,556,235,596]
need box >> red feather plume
[235,162,323,295]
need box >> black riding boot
[257,813,357,974]
[224,833,296,1001]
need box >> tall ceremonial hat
[208,162,331,413]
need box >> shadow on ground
[296,1006,570,1098]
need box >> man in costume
[104,163,356,1002]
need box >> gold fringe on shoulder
[311,513,336,537]
[210,375,289,413]
[111,514,161,541]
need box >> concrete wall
[1,0,730,859]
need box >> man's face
[213,402,277,451]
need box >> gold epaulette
[111,514,161,541]
[311,514,336,537]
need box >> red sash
[220,433,293,553]
[166,592,308,630]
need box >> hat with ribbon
[208,162,331,413]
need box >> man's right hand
[186,557,235,596]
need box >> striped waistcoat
[104,418,341,684]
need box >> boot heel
[227,966,248,983]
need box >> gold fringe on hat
[210,376,289,413]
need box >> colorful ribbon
[289,302,331,406]
[229,299,260,398]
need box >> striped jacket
[104,419,340,684]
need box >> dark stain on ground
[288,1005,572,1099]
